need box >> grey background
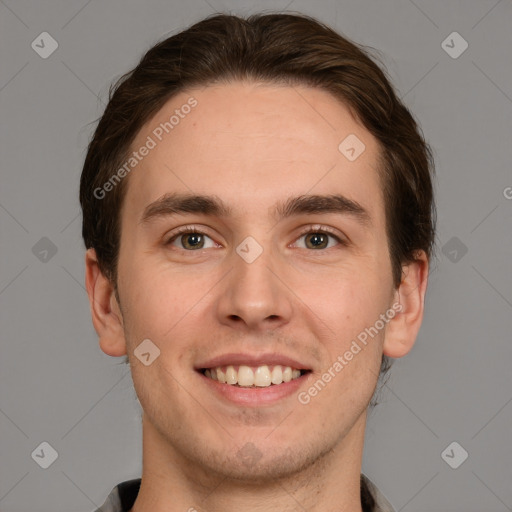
[1,0,511,511]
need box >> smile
[201,364,308,387]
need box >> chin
[193,440,333,485]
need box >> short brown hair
[80,13,436,384]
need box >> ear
[383,250,429,358]
[85,248,127,357]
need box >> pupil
[184,233,203,249]
[308,233,326,249]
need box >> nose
[215,245,293,333]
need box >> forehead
[124,81,384,225]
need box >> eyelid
[164,223,348,249]
[292,224,348,246]
[164,224,218,246]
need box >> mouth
[195,353,313,405]
[199,364,311,388]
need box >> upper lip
[195,353,312,370]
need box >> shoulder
[361,473,396,512]
[92,479,141,512]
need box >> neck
[130,412,367,512]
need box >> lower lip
[198,371,309,406]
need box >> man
[81,12,435,512]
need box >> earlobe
[383,251,429,359]
[85,248,127,357]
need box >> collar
[95,473,395,511]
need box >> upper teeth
[204,365,302,387]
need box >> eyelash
[165,224,347,250]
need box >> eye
[165,225,345,251]
[293,227,345,250]
[165,227,218,250]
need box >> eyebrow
[140,192,371,227]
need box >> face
[104,82,404,482]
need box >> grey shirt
[93,473,395,512]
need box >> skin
[85,81,429,512]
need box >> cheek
[117,265,177,343]
[316,305,385,403]
[320,268,387,322]
[120,264,217,358]
[315,268,392,367]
